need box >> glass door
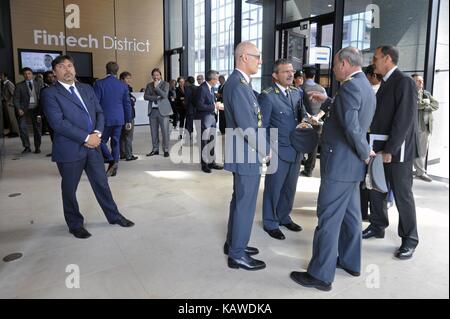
[280,14,334,94]
[165,47,184,81]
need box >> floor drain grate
[8,193,21,198]
[3,253,23,262]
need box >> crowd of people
[0,41,439,292]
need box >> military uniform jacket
[259,84,307,163]
[320,71,376,182]
[223,70,268,176]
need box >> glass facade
[188,0,206,78]
[211,0,235,78]
[343,0,430,72]
[283,0,335,23]
[241,0,263,92]
[172,0,432,91]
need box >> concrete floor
[0,126,448,299]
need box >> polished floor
[0,126,448,299]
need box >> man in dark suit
[13,67,43,154]
[119,71,138,162]
[362,45,419,260]
[183,76,198,143]
[259,59,309,240]
[194,69,224,173]
[290,47,376,291]
[217,75,226,134]
[223,41,269,271]
[41,55,134,239]
[144,68,173,157]
[94,62,132,177]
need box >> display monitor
[18,49,62,73]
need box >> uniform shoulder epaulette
[261,87,274,95]
[239,77,249,85]
[342,76,354,85]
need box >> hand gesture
[308,91,328,103]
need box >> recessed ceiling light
[328,4,333,7]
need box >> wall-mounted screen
[18,49,62,73]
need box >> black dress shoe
[290,271,332,291]
[146,151,159,156]
[46,153,52,157]
[110,217,135,227]
[362,227,385,239]
[209,163,224,170]
[106,162,118,177]
[228,254,266,271]
[336,258,360,277]
[126,155,138,161]
[300,170,312,177]
[69,227,91,239]
[201,166,212,173]
[223,243,259,256]
[164,151,170,157]
[395,247,415,260]
[22,147,32,154]
[264,228,285,240]
[281,221,303,232]
[34,149,41,154]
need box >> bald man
[223,41,268,271]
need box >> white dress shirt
[383,66,398,82]
[58,81,100,142]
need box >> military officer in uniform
[290,47,376,291]
[259,59,309,240]
[223,41,269,271]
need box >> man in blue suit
[223,41,269,271]
[94,62,132,177]
[41,55,134,239]
[259,59,309,240]
[290,47,376,291]
[194,69,224,173]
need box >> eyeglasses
[246,53,261,61]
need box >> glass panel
[188,0,205,77]
[283,0,334,23]
[211,0,234,78]
[319,24,333,91]
[168,0,183,49]
[242,0,263,92]
[343,0,430,72]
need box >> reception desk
[133,92,150,126]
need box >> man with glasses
[223,41,269,271]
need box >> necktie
[211,87,216,102]
[28,81,33,91]
[70,86,93,131]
